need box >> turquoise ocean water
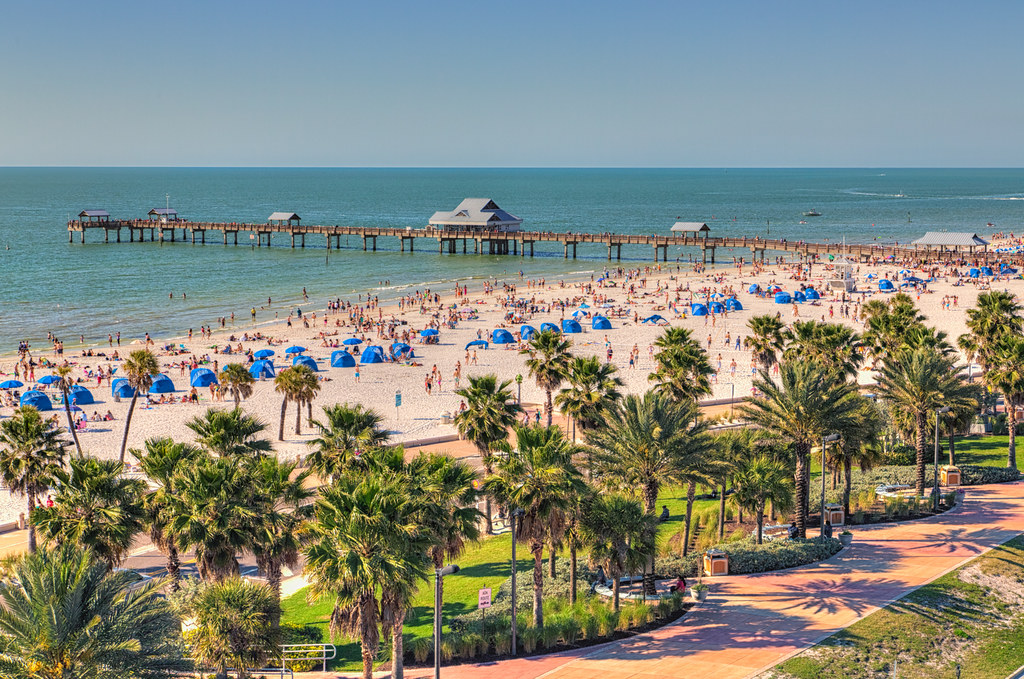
[1,168,1021,351]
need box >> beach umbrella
[38,375,61,385]
[466,340,490,350]
[642,315,668,325]
[285,346,307,355]
[292,356,318,371]
[578,303,590,309]
[748,284,759,294]
[254,349,275,359]
[331,350,356,368]
[420,328,439,337]
[342,338,362,346]
[865,273,877,279]
[0,380,23,389]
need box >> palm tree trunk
[279,397,288,441]
[569,544,577,604]
[612,575,620,611]
[548,543,556,579]
[795,445,808,538]
[26,493,36,553]
[62,387,83,457]
[915,412,927,496]
[119,391,140,463]
[532,543,545,629]
[295,399,303,435]
[166,544,181,591]
[755,500,765,544]
[482,459,493,535]
[719,481,727,540]
[843,456,853,518]
[361,595,379,679]
[267,562,283,627]
[642,480,658,596]
[1008,399,1018,470]
[307,399,313,425]
[392,613,406,679]
[545,389,554,427]
[682,481,696,557]
[234,390,241,408]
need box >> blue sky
[1,1,1021,167]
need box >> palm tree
[710,430,753,539]
[739,362,860,537]
[580,492,656,610]
[649,337,714,404]
[875,347,979,492]
[220,362,256,407]
[188,577,281,679]
[119,349,160,463]
[0,406,70,553]
[835,395,885,516]
[731,457,795,544]
[0,544,190,678]
[274,366,315,440]
[304,474,429,679]
[485,424,584,629]
[521,330,573,426]
[454,374,521,534]
[293,364,322,431]
[307,403,389,483]
[32,456,146,570]
[987,335,1024,469]
[249,456,313,625]
[167,454,256,581]
[132,436,202,591]
[958,291,1023,373]
[54,365,83,457]
[555,356,623,440]
[784,321,864,379]
[747,314,786,371]
[186,407,273,457]
[862,294,928,364]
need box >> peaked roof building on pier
[429,198,522,232]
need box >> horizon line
[2,165,1023,171]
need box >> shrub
[280,623,326,672]
[594,606,618,636]
[540,619,562,648]
[408,636,432,664]
[657,536,841,577]
[520,626,539,654]
[960,464,1022,485]
[492,632,511,655]
[632,602,654,625]
[440,636,459,662]
[580,610,599,640]
[616,606,634,631]
[885,443,916,466]
[559,615,581,645]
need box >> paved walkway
[306,481,1024,679]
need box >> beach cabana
[20,391,52,411]
[111,378,128,394]
[774,292,792,304]
[561,319,583,334]
[520,325,537,340]
[148,375,175,394]
[1001,265,1018,274]
[390,342,412,357]
[293,356,318,371]
[793,290,806,303]
[331,350,357,368]
[466,340,490,350]
[249,360,276,379]
[878,279,895,292]
[113,382,136,398]
[726,298,743,311]
[491,329,515,344]
[540,323,560,334]
[968,268,980,278]
[804,288,820,300]
[981,266,994,277]
[190,368,218,388]
[360,346,385,364]
[592,315,612,330]
[690,303,708,317]
[66,385,94,405]
[710,301,726,313]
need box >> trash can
[825,502,845,527]
[941,465,961,486]
[704,548,729,577]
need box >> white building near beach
[429,199,522,233]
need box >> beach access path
[301,480,1024,679]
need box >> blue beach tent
[592,315,612,330]
[292,356,318,371]
[540,322,560,334]
[360,346,386,364]
[642,315,668,325]
[20,390,52,411]
[878,279,895,292]
[774,292,792,304]
[747,284,760,294]
[726,298,743,311]
[710,301,726,313]
[390,342,412,357]
[66,385,94,405]
[561,319,583,334]
[1001,265,1018,274]
[520,325,537,340]
[491,329,515,344]
[190,368,218,388]
[804,288,820,300]
[249,360,276,379]
[981,266,994,277]
[690,303,708,317]
[466,340,489,350]
[968,268,980,278]
[113,382,136,398]
[148,375,175,394]
[793,290,806,302]
[331,350,357,368]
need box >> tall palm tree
[987,335,1024,469]
[220,362,256,407]
[784,321,864,379]
[0,406,70,553]
[307,403,389,483]
[731,457,795,544]
[274,367,303,441]
[958,290,1023,374]
[710,430,754,539]
[580,492,656,610]
[520,330,573,426]
[188,577,280,679]
[293,364,322,430]
[32,456,146,570]
[0,544,190,678]
[875,347,979,492]
[485,424,584,629]
[119,349,160,463]
[54,365,83,457]
[304,474,429,679]
[649,338,714,404]
[739,361,859,537]
[835,395,885,516]
[186,407,273,457]
[862,294,928,364]
[555,356,623,440]
[454,374,521,534]
[747,314,786,371]
[132,436,202,591]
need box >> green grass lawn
[953,434,1010,468]
[773,534,1024,679]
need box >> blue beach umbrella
[342,337,362,346]
[420,328,439,337]
[0,380,23,389]
[285,346,307,355]
[254,349,275,359]
[38,375,61,385]
[466,340,490,350]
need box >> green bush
[408,636,432,664]
[959,464,1021,485]
[492,632,511,655]
[884,443,916,466]
[520,626,539,654]
[280,623,326,672]
[657,536,842,577]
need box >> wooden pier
[66,218,1005,264]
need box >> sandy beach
[2,249,1021,523]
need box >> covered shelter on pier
[268,212,301,227]
[429,199,522,233]
[148,208,179,222]
[670,222,711,239]
[78,210,110,224]
[911,232,989,254]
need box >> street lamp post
[934,406,952,510]
[510,508,524,655]
[821,433,840,538]
[434,564,460,679]
[516,373,523,405]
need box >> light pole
[821,433,840,538]
[516,373,523,405]
[434,564,460,679]
[510,507,524,655]
[934,406,952,510]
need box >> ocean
[1,168,1021,351]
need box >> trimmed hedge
[657,536,842,578]
[959,464,1022,485]
[280,622,325,672]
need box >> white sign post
[478,587,492,610]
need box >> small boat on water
[803,210,822,217]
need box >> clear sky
[2,0,1021,167]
